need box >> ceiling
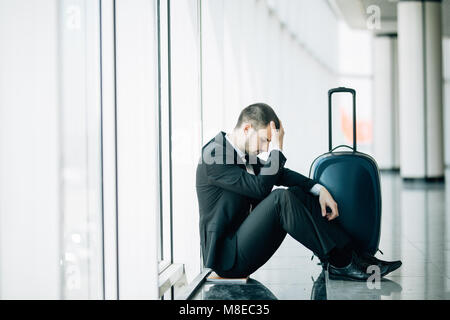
[330,0,450,37]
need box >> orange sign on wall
[340,107,372,144]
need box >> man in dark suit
[196,103,402,281]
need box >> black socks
[328,244,353,268]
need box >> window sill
[158,263,184,298]
[174,268,212,300]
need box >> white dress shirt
[225,133,323,196]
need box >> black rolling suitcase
[309,87,381,255]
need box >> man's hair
[235,103,280,130]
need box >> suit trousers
[215,186,353,278]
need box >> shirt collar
[225,133,246,160]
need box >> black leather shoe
[357,252,402,277]
[328,252,391,281]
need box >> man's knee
[270,188,296,204]
[270,187,311,216]
[270,188,288,198]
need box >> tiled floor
[191,169,450,300]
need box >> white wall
[202,0,339,176]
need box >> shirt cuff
[310,183,323,196]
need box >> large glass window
[0,0,103,299]
[157,0,173,272]
[169,0,202,285]
[59,0,103,299]
[113,0,160,299]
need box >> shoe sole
[327,272,371,282]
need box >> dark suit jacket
[196,131,317,271]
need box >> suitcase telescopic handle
[328,87,357,152]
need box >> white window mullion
[100,0,119,301]
[114,0,160,300]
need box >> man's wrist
[310,183,323,196]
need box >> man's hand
[270,121,284,151]
[319,187,339,221]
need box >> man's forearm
[267,147,322,196]
[275,167,319,194]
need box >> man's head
[232,103,281,156]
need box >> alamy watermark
[199,134,282,175]
[366,5,381,31]
[366,265,381,290]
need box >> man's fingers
[332,203,339,217]
[328,203,339,220]
[321,203,326,217]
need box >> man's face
[245,124,271,156]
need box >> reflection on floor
[191,169,450,300]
